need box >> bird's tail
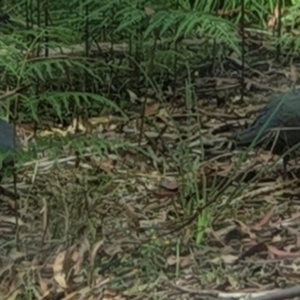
[234,126,266,146]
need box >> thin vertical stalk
[276,0,282,61]
[240,0,245,102]
[44,0,49,58]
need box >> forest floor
[1,62,300,300]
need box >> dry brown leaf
[166,255,192,268]
[98,158,115,173]
[73,237,90,276]
[53,247,76,290]
[291,65,299,84]
[268,245,300,258]
[220,254,239,264]
[107,123,118,131]
[145,7,155,16]
[37,270,49,295]
[41,197,49,239]
[54,261,68,289]
[228,275,239,289]
[61,290,82,300]
[127,89,139,103]
[166,255,178,266]
[103,244,123,256]
[259,153,272,163]
[274,5,280,18]
[180,256,192,268]
[268,5,279,28]
[4,289,21,300]
[160,177,178,191]
[268,16,276,28]
[51,128,69,136]
[157,107,170,119]
[122,203,140,228]
[263,194,277,204]
[89,116,112,125]
[91,240,104,266]
[139,161,147,172]
[145,103,160,117]
[272,234,282,243]
[253,209,274,228]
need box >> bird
[0,118,21,182]
[234,90,300,177]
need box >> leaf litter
[2,65,300,299]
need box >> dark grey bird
[234,90,300,177]
[0,118,21,182]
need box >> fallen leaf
[145,7,155,16]
[160,177,178,191]
[220,254,239,264]
[268,245,300,258]
[253,209,274,228]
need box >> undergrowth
[0,0,299,298]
